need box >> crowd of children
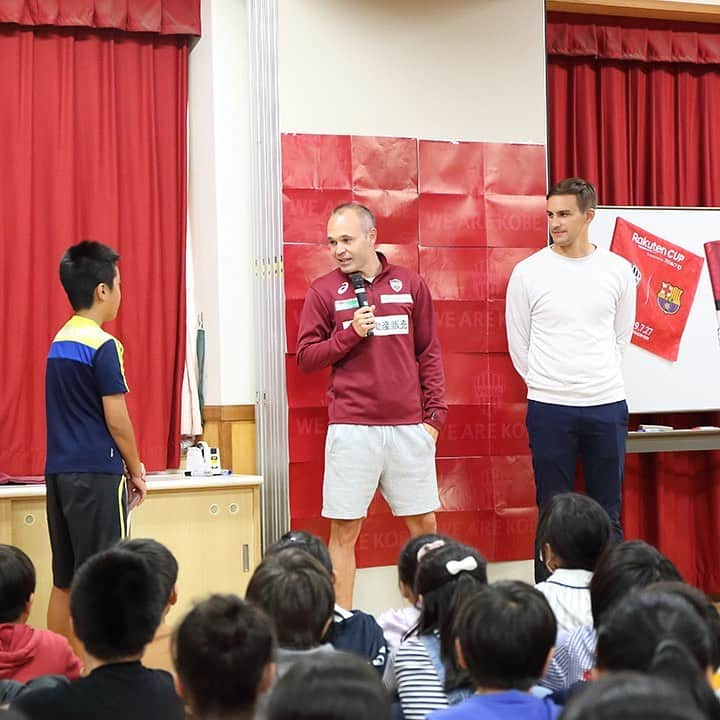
[0,490,718,719]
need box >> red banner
[611,217,704,362]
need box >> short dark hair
[331,202,376,234]
[415,542,488,694]
[536,493,612,571]
[644,581,720,670]
[118,538,178,607]
[457,581,556,691]
[174,594,275,718]
[561,672,706,720]
[267,651,391,720]
[266,530,332,574]
[595,592,720,720]
[70,548,164,660]
[397,533,450,588]
[245,548,334,649]
[547,177,597,213]
[59,240,120,311]
[0,545,36,623]
[590,540,682,626]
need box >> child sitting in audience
[0,545,81,682]
[246,547,336,671]
[266,530,387,672]
[428,581,560,720]
[384,540,487,720]
[541,540,682,693]
[535,493,611,635]
[378,533,449,653]
[174,594,276,720]
[119,538,178,674]
[560,672,706,720]
[12,548,183,720]
[267,651,391,720]
[593,590,720,719]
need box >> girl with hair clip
[594,591,720,720]
[383,541,488,720]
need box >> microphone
[350,272,373,336]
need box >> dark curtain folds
[548,11,720,591]
[0,25,188,475]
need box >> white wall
[189,0,255,406]
[279,0,546,144]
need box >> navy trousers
[527,399,628,582]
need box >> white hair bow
[446,556,478,576]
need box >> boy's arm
[103,394,146,507]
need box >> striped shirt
[535,569,593,636]
[384,635,448,720]
[540,624,597,691]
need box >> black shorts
[46,473,128,589]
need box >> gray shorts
[322,424,440,519]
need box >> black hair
[117,538,178,608]
[397,533,450,589]
[0,545,36,623]
[267,651,391,720]
[536,493,612,571]
[59,240,120,311]
[590,540,682,626]
[596,591,720,720]
[645,581,720,670]
[456,581,556,691]
[266,530,333,574]
[174,594,275,718]
[70,548,164,660]
[415,542,488,694]
[561,672,706,720]
[245,547,334,649]
[547,177,597,212]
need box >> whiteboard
[589,207,720,413]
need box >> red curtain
[547,11,720,591]
[0,24,189,475]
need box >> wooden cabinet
[0,476,262,629]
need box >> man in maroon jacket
[297,202,447,608]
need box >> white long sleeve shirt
[505,246,636,406]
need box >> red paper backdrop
[282,134,546,567]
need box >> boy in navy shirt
[429,581,560,720]
[45,241,146,640]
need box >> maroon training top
[296,253,447,431]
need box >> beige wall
[279,0,546,143]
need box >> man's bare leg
[328,518,364,609]
[404,511,437,537]
[47,585,83,656]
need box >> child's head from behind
[118,538,178,611]
[174,594,275,719]
[59,240,121,320]
[265,530,333,575]
[561,672,706,720]
[397,533,450,604]
[267,651,391,720]
[590,540,682,627]
[245,547,334,649]
[456,581,556,691]
[0,545,35,624]
[70,548,164,661]
[537,492,612,572]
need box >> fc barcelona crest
[657,282,683,315]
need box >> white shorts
[322,424,440,519]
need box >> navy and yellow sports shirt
[45,316,129,474]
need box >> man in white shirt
[505,178,636,581]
